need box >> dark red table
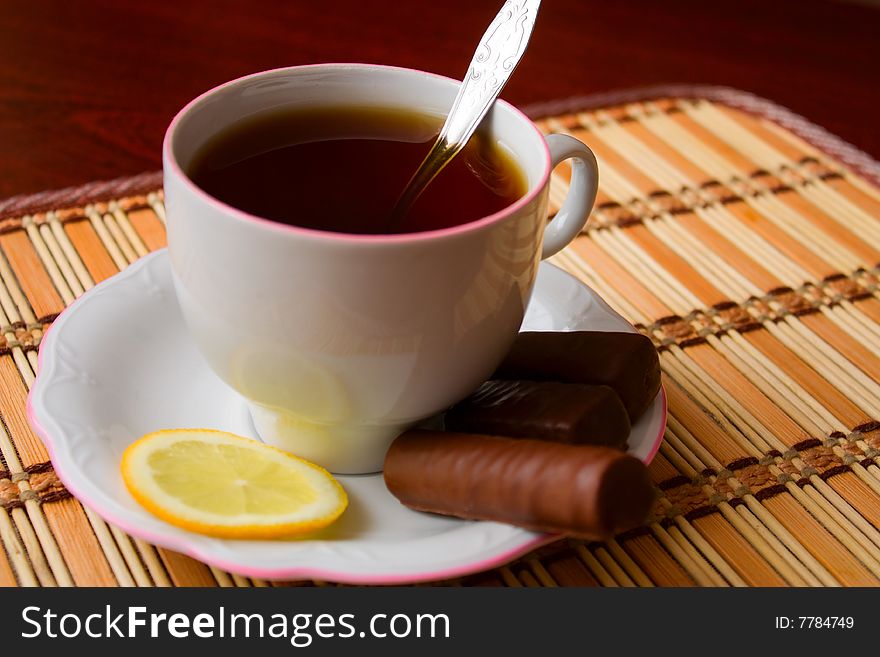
[1,0,878,198]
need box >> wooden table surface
[1,0,878,199]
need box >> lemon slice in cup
[121,429,347,539]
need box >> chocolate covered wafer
[494,331,661,421]
[384,430,655,538]
[445,380,630,448]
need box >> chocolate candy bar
[384,430,655,538]
[445,380,630,448]
[493,331,661,421]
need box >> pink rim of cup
[163,63,552,245]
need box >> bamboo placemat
[1,86,879,587]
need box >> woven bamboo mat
[1,87,879,587]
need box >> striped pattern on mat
[1,92,879,586]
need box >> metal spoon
[388,0,542,230]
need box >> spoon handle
[389,0,542,228]
[442,0,542,151]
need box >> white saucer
[28,249,666,583]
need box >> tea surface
[187,106,527,235]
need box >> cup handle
[540,133,599,259]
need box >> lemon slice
[121,429,347,539]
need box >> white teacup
[163,64,598,473]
